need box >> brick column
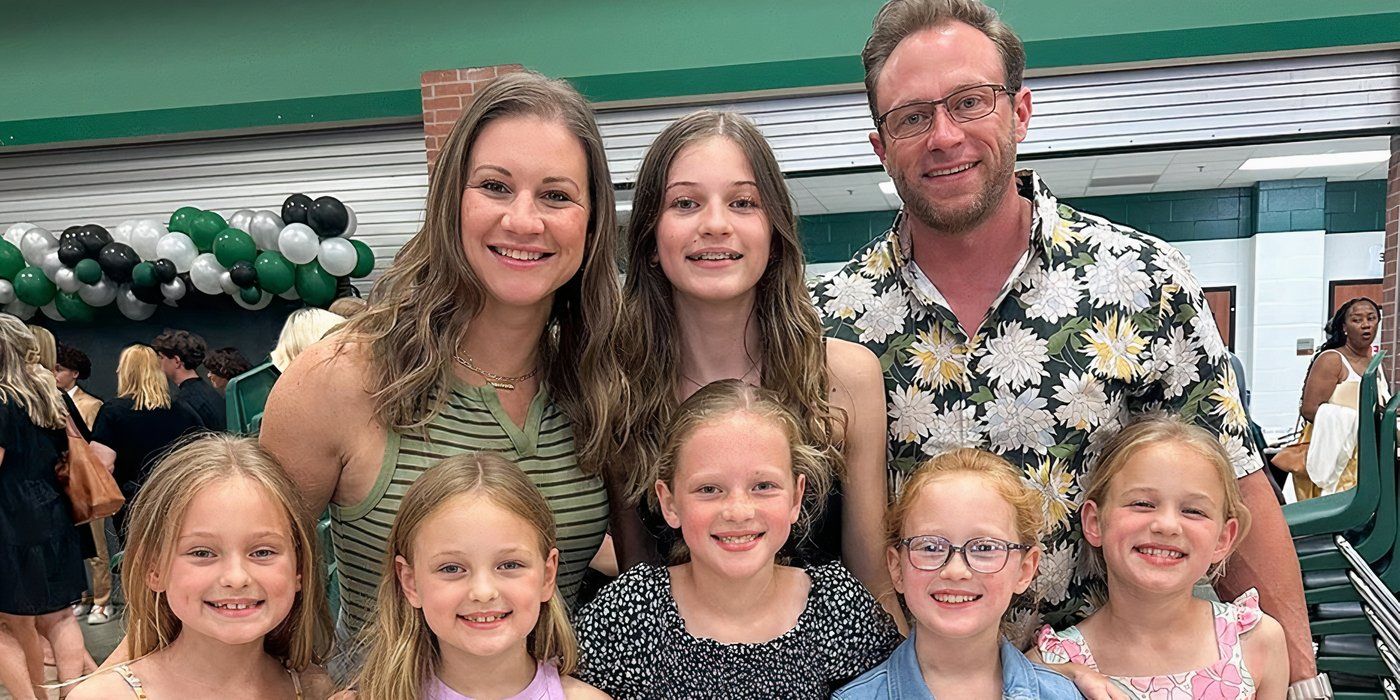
[419,64,523,175]
[1383,135,1400,381]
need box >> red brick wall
[1383,135,1400,381]
[420,64,523,174]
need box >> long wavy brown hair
[340,71,621,476]
[612,110,842,506]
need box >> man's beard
[893,129,1018,236]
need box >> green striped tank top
[329,380,609,639]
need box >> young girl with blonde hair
[834,448,1080,699]
[1035,417,1289,699]
[69,434,334,699]
[576,380,899,699]
[352,452,606,699]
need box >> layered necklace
[453,353,539,391]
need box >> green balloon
[295,261,337,308]
[239,286,263,305]
[0,239,23,281]
[254,251,295,294]
[189,211,228,252]
[349,240,375,279]
[168,206,202,234]
[13,267,56,307]
[74,258,103,285]
[131,261,158,288]
[54,291,94,323]
[213,228,258,267]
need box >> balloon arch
[0,194,374,322]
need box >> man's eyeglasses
[895,535,1033,574]
[875,84,1011,140]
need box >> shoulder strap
[288,667,303,699]
[113,664,150,700]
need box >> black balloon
[97,242,140,284]
[61,226,83,242]
[229,260,258,288]
[308,196,349,237]
[58,239,88,267]
[282,193,313,225]
[132,283,165,306]
[152,259,178,284]
[78,224,113,257]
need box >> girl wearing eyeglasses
[834,448,1082,699]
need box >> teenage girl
[1035,417,1289,699]
[69,435,334,699]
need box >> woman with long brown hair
[610,111,895,611]
[260,70,623,677]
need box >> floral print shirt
[812,170,1262,638]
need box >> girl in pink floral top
[1033,418,1289,699]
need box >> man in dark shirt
[152,329,226,431]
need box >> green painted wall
[1326,181,1390,233]
[3,0,1398,147]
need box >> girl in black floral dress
[574,381,900,699]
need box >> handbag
[55,415,124,524]
[1272,419,1311,475]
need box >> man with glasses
[813,1,1325,697]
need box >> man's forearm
[1216,470,1316,682]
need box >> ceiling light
[879,181,898,196]
[1239,151,1390,171]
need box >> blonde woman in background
[271,308,346,372]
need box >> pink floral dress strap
[1036,623,1097,668]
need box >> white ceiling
[617,135,1392,218]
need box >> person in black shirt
[152,328,226,431]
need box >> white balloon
[155,232,199,273]
[20,227,57,266]
[54,267,80,294]
[317,237,357,277]
[0,280,13,304]
[250,211,285,251]
[278,223,319,265]
[129,220,167,261]
[40,302,63,321]
[234,290,273,311]
[339,206,357,239]
[190,253,226,296]
[40,250,64,281]
[219,271,239,296]
[4,223,35,248]
[112,220,137,245]
[160,278,187,302]
[278,287,300,300]
[79,279,118,307]
[3,300,36,320]
[228,209,256,235]
[116,287,156,321]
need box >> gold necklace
[453,353,539,391]
[679,360,760,391]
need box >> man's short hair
[55,343,92,380]
[151,329,207,370]
[862,0,1026,120]
[205,347,253,382]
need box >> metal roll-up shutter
[597,50,1400,183]
[0,125,429,290]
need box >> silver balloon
[160,277,187,302]
[0,279,13,304]
[339,205,357,238]
[278,287,300,300]
[219,271,239,296]
[250,211,285,251]
[278,223,319,265]
[79,279,118,307]
[228,209,256,235]
[3,300,36,320]
[20,227,57,266]
[112,220,137,245]
[129,219,167,261]
[116,287,156,321]
[40,250,64,281]
[234,289,273,311]
[157,232,199,274]
[4,223,35,248]
[54,267,80,294]
[40,302,63,321]
[317,237,357,277]
[189,253,226,296]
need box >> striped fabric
[329,382,609,638]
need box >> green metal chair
[224,361,280,434]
